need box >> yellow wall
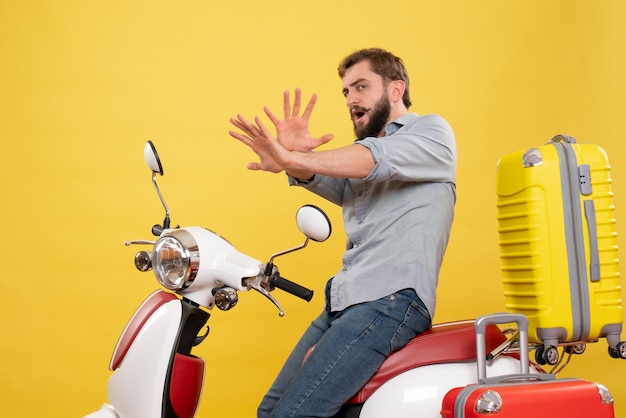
[1,1,625,416]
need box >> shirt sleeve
[358,114,457,184]
[288,173,346,206]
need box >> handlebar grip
[272,276,314,302]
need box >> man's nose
[346,91,358,107]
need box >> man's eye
[358,84,366,90]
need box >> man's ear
[389,80,406,104]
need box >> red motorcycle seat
[345,320,507,404]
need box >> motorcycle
[86,141,614,418]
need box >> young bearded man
[229,48,457,418]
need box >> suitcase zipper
[552,141,590,342]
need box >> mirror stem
[267,237,310,267]
[262,236,310,289]
[152,172,171,228]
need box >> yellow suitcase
[496,134,624,365]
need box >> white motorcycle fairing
[87,290,208,418]
[359,358,523,417]
[167,226,263,308]
[337,319,539,418]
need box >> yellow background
[1,1,625,416]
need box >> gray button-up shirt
[289,113,456,318]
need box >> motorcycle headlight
[153,230,199,290]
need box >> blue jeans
[257,280,432,418]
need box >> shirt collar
[385,113,418,136]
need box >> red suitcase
[440,314,615,417]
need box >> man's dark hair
[338,48,412,109]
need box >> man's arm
[284,144,374,180]
[230,121,375,179]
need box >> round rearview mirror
[296,205,332,242]
[144,140,164,175]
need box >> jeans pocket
[389,295,432,353]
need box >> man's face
[342,60,391,140]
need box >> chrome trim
[475,390,502,414]
[596,383,614,405]
[154,229,200,290]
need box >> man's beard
[352,95,391,140]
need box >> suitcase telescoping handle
[475,313,529,381]
[548,134,576,144]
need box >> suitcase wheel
[608,342,626,359]
[535,345,559,365]
[564,343,586,355]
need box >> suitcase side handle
[548,134,577,144]
[475,313,529,382]
[584,200,601,282]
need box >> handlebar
[269,274,314,302]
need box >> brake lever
[245,276,285,317]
